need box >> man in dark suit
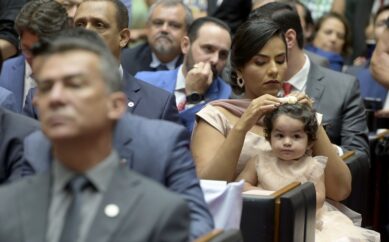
[250,3,369,158]
[0,33,190,242]
[121,0,192,75]
[24,0,180,123]
[0,106,38,184]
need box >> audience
[55,0,83,18]
[191,18,352,201]
[0,35,190,242]
[250,2,369,160]
[24,0,181,123]
[136,16,232,131]
[121,0,193,75]
[0,0,69,113]
[306,12,351,71]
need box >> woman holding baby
[191,18,351,202]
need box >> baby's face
[270,114,309,161]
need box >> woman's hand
[235,94,281,133]
[289,92,314,107]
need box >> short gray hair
[36,36,123,93]
[147,0,193,30]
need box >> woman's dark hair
[314,12,351,57]
[230,18,286,94]
[263,103,318,143]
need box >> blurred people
[121,0,193,75]
[306,12,351,71]
[300,0,345,20]
[0,35,190,242]
[250,2,369,159]
[0,0,69,113]
[55,0,83,18]
[136,17,232,131]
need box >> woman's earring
[237,77,245,88]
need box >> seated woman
[191,18,352,202]
[305,12,351,72]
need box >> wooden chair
[240,182,316,242]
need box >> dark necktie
[155,64,168,71]
[282,82,293,96]
[59,175,91,242]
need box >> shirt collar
[118,65,124,79]
[176,64,186,90]
[150,52,179,70]
[24,60,32,79]
[52,150,119,194]
[287,54,310,92]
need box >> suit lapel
[86,165,143,242]
[122,71,141,113]
[306,63,325,110]
[10,56,26,110]
[113,113,135,168]
[19,174,51,242]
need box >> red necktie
[282,82,293,96]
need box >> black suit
[120,43,183,76]
[0,107,39,183]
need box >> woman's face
[240,36,287,99]
[374,9,389,41]
[313,17,346,54]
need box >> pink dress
[256,149,380,242]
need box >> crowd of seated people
[0,0,388,241]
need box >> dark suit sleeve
[165,127,214,239]
[339,77,369,157]
[153,196,190,242]
[161,92,181,124]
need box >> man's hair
[34,28,123,93]
[187,16,231,42]
[263,103,318,143]
[83,0,129,29]
[15,0,69,39]
[249,2,304,49]
[147,0,193,30]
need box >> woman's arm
[312,126,352,201]
[236,156,260,191]
[191,94,281,182]
[314,173,326,210]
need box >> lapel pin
[128,101,134,108]
[105,204,120,218]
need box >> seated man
[24,0,180,123]
[121,0,193,75]
[0,0,69,113]
[0,34,189,242]
[23,28,214,240]
[136,16,232,131]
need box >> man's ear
[119,28,131,48]
[285,28,297,49]
[181,36,190,55]
[107,92,127,120]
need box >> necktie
[59,175,91,242]
[282,82,293,96]
[155,64,168,71]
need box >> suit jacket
[305,50,329,68]
[0,55,25,112]
[23,113,214,240]
[22,71,181,124]
[121,43,184,75]
[0,86,17,112]
[305,62,369,157]
[135,68,232,131]
[346,64,387,102]
[0,107,39,184]
[0,162,190,242]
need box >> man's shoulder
[0,107,39,137]
[121,43,150,59]
[310,63,357,87]
[130,73,174,98]
[0,173,46,200]
[1,55,24,69]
